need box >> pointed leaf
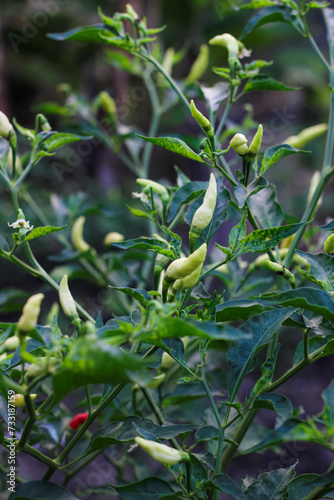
[260,287,334,322]
[237,222,306,255]
[244,75,298,94]
[216,299,275,322]
[111,237,175,259]
[296,250,334,292]
[136,135,206,163]
[109,287,150,307]
[227,308,295,399]
[253,393,293,422]
[261,145,309,175]
[23,225,66,242]
[248,185,284,229]
[240,6,305,39]
[48,24,117,43]
[112,478,175,500]
[285,471,334,500]
[169,181,207,222]
[8,481,79,499]
[244,464,296,499]
[38,132,92,152]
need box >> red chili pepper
[69,411,89,430]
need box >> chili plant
[1,2,334,500]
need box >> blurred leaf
[227,308,295,399]
[48,24,117,44]
[216,299,275,322]
[260,288,334,322]
[111,238,175,259]
[239,0,279,9]
[8,481,78,499]
[234,176,268,209]
[244,75,298,93]
[23,225,66,242]
[243,464,296,499]
[205,474,246,499]
[322,379,334,425]
[285,471,334,500]
[52,339,150,403]
[136,135,207,163]
[324,8,334,64]
[318,220,334,230]
[240,6,305,39]
[199,83,230,115]
[248,185,284,229]
[169,181,207,222]
[111,478,176,499]
[86,416,197,454]
[296,250,334,292]
[39,132,92,152]
[109,287,150,307]
[253,393,293,422]
[261,145,309,175]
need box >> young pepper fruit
[189,173,217,251]
[69,411,89,430]
[18,293,44,334]
[164,243,207,285]
[135,437,189,465]
[72,216,90,253]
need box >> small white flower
[8,218,33,230]
[239,48,252,59]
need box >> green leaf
[236,222,306,256]
[324,8,334,65]
[205,475,246,499]
[248,185,284,229]
[261,145,309,175]
[136,135,206,163]
[322,379,334,425]
[216,299,275,322]
[111,237,175,259]
[169,181,207,222]
[127,205,154,220]
[52,339,150,403]
[227,308,295,400]
[285,471,334,500]
[108,287,150,307]
[0,371,8,423]
[243,464,296,499]
[172,455,207,500]
[242,418,327,455]
[240,6,305,39]
[48,24,117,44]
[8,481,79,499]
[296,250,334,292]
[23,225,66,242]
[134,317,248,345]
[253,393,293,422]
[306,1,330,12]
[111,478,176,500]
[228,211,247,254]
[239,0,279,9]
[199,82,230,116]
[260,287,334,322]
[318,220,334,231]
[38,132,92,152]
[234,176,268,209]
[162,383,221,409]
[244,74,298,93]
[86,416,196,454]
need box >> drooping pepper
[266,260,296,288]
[189,173,217,250]
[164,243,207,285]
[185,44,209,85]
[135,436,189,465]
[72,216,90,253]
[18,293,44,334]
[190,100,214,146]
[324,234,334,255]
[59,274,79,320]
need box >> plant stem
[142,72,161,177]
[21,443,58,469]
[200,363,223,500]
[18,394,36,449]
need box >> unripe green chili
[209,33,242,70]
[126,4,140,20]
[0,111,14,140]
[248,124,263,157]
[160,337,189,370]
[324,234,334,255]
[284,123,328,149]
[189,173,217,250]
[72,216,90,253]
[190,100,214,145]
[185,44,209,85]
[172,263,203,294]
[135,437,189,465]
[230,133,249,156]
[97,91,117,123]
[18,293,44,334]
[2,336,20,352]
[104,232,124,245]
[136,179,169,203]
[164,243,207,284]
[59,274,79,320]
[266,260,296,288]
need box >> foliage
[1,2,334,499]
